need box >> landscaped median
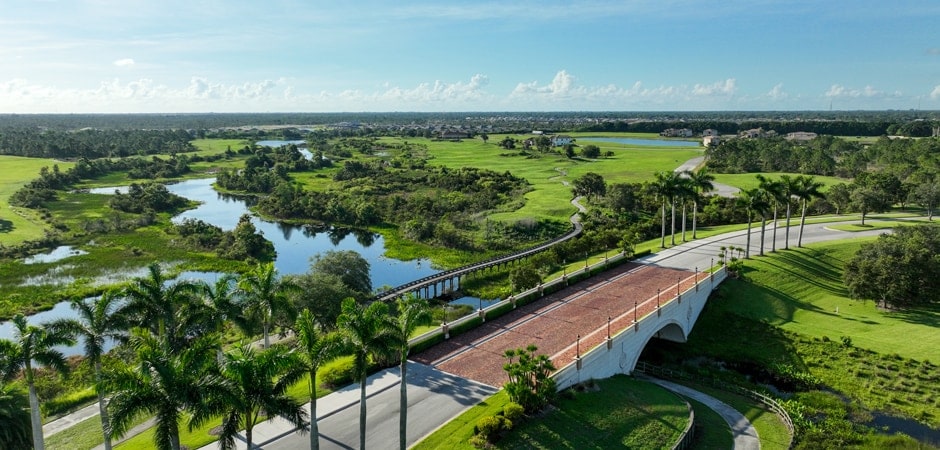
[412,376,691,450]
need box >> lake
[3,178,490,355]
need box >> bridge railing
[407,247,632,351]
[377,214,583,302]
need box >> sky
[1,0,939,113]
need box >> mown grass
[189,138,249,155]
[712,172,850,192]
[683,383,792,450]
[717,239,938,361]
[0,155,75,245]
[685,397,735,449]
[828,219,928,232]
[414,376,689,450]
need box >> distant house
[660,128,693,138]
[551,135,574,146]
[702,129,719,137]
[439,130,468,140]
[703,135,721,147]
[785,131,818,142]
[741,128,775,139]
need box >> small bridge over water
[376,200,585,302]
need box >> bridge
[410,252,728,389]
[376,198,585,302]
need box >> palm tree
[651,171,681,248]
[293,309,341,450]
[795,175,825,247]
[119,263,202,351]
[196,274,249,360]
[0,381,32,450]
[676,176,694,242]
[51,291,128,450]
[4,315,76,450]
[195,344,308,450]
[737,188,769,259]
[778,175,800,250]
[756,174,785,253]
[238,262,300,348]
[107,331,219,450]
[337,298,397,450]
[686,168,715,239]
[392,295,431,450]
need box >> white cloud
[932,85,940,100]
[691,78,737,96]
[113,58,135,67]
[766,83,788,100]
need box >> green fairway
[377,136,701,224]
[0,155,75,245]
[189,138,250,155]
[721,238,938,361]
[712,172,850,191]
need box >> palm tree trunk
[400,359,408,450]
[360,372,368,450]
[760,216,767,256]
[660,201,666,248]
[745,216,752,259]
[311,370,319,450]
[771,206,778,252]
[670,198,677,246]
[785,204,792,250]
[798,200,808,247]
[96,362,113,450]
[28,379,45,450]
[263,317,270,349]
[681,203,687,242]
[169,425,181,450]
[692,200,699,239]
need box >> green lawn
[0,155,75,245]
[414,376,690,450]
[721,239,938,361]
[376,136,702,224]
[712,172,850,192]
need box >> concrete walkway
[643,376,761,450]
[676,156,740,197]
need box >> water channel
[2,174,488,355]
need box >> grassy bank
[647,238,940,447]
[0,155,75,245]
[414,376,689,450]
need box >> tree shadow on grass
[0,218,13,233]
[885,304,940,328]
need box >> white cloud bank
[113,58,135,67]
[0,72,928,113]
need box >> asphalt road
[198,362,497,450]
[642,220,889,272]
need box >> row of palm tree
[651,168,716,248]
[0,261,431,450]
[737,174,826,258]
[650,168,825,257]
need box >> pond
[579,137,701,147]
[22,246,88,265]
[3,178,490,355]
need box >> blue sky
[1,0,939,113]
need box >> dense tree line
[844,224,940,308]
[108,183,188,214]
[171,215,275,262]
[0,127,195,158]
[10,155,194,209]
[705,136,866,176]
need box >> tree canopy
[844,224,940,308]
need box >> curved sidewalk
[642,376,761,450]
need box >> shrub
[503,402,525,422]
[319,358,356,388]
